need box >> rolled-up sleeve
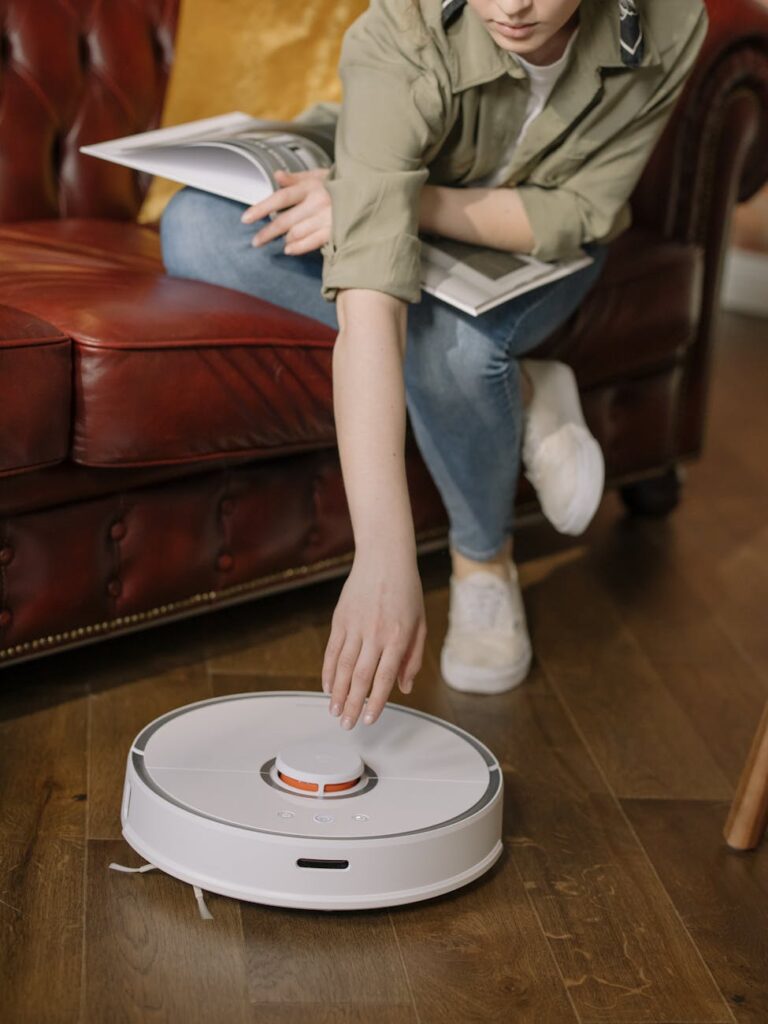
[516,4,709,262]
[319,3,446,303]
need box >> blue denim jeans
[159,186,608,560]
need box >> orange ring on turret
[277,771,362,793]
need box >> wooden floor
[2,307,767,1024]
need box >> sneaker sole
[440,637,532,694]
[525,426,605,537]
[558,431,605,535]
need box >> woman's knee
[405,325,508,402]
[159,187,254,274]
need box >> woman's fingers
[285,214,331,254]
[396,621,426,695]
[240,190,299,224]
[335,642,386,729]
[321,625,345,695]
[328,633,363,719]
[284,229,328,255]
[241,168,327,224]
[363,642,411,725]
[240,177,307,225]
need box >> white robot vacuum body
[120,692,504,911]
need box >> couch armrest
[630,0,768,460]
[633,0,768,243]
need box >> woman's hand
[322,547,426,730]
[240,168,332,255]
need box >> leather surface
[0,220,700,473]
[0,0,178,222]
[0,363,679,662]
[0,304,70,476]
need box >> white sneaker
[440,560,532,694]
[520,358,604,536]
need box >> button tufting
[149,30,165,63]
[220,498,235,515]
[216,552,234,572]
[107,578,122,598]
[77,33,90,68]
[0,609,12,627]
[0,545,13,566]
[109,521,126,541]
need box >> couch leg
[619,464,682,516]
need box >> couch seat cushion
[0,219,337,468]
[0,304,71,477]
[0,219,703,470]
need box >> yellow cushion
[136,0,367,226]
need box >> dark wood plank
[624,798,768,1024]
[84,840,251,1023]
[0,658,88,1019]
[249,1005,416,1024]
[658,492,768,685]
[88,664,211,839]
[445,669,732,1024]
[578,499,767,790]
[0,675,88,841]
[241,902,417,1016]
[520,535,732,801]
[385,839,578,1024]
[202,582,330,678]
[0,836,84,1024]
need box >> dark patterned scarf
[440,0,645,68]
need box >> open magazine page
[419,234,593,317]
[79,112,335,208]
[175,127,334,190]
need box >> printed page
[420,235,593,316]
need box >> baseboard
[720,246,768,317]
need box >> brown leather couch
[1,0,767,669]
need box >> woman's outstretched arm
[321,288,426,731]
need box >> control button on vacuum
[313,814,335,824]
[277,811,295,819]
[352,814,369,822]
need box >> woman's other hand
[322,547,426,730]
[240,168,331,255]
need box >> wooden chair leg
[724,701,768,851]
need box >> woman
[160,0,708,728]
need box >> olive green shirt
[293,0,709,304]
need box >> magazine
[80,111,593,317]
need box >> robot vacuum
[118,691,504,911]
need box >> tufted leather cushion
[0,0,178,223]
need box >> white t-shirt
[472,25,580,188]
